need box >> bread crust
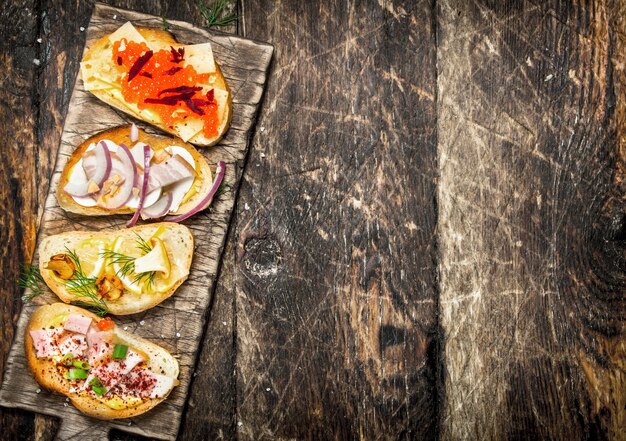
[56,125,213,216]
[82,26,232,146]
[25,303,179,419]
[38,223,193,315]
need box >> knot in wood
[242,236,281,279]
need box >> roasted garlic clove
[44,254,76,279]
[96,273,124,301]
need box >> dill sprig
[200,0,238,28]
[134,270,156,287]
[99,235,156,288]
[134,233,153,255]
[64,247,109,317]
[19,264,45,302]
[100,250,135,278]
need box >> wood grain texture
[0,3,271,440]
[236,1,440,439]
[0,0,41,437]
[437,0,625,439]
[3,0,625,440]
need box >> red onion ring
[92,141,113,187]
[127,144,151,227]
[166,161,226,223]
[103,144,137,209]
[141,192,173,219]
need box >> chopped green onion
[72,360,90,370]
[61,353,74,367]
[112,344,128,360]
[66,368,88,380]
[92,385,107,396]
[89,377,107,396]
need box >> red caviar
[112,39,219,138]
[97,317,114,331]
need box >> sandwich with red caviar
[80,21,231,146]
[26,303,179,419]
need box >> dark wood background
[1,0,624,440]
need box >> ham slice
[86,348,146,392]
[148,371,175,398]
[86,331,113,365]
[63,314,92,334]
[117,349,145,374]
[57,333,88,358]
[29,328,63,358]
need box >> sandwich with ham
[26,303,179,419]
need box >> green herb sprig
[200,0,238,28]
[215,181,230,199]
[64,247,109,317]
[19,264,45,302]
[99,235,156,288]
[162,16,170,31]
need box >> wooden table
[1,1,624,439]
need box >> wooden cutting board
[0,3,272,440]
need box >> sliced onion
[91,141,113,186]
[166,161,226,223]
[141,192,173,219]
[130,123,139,142]
[130,142,153,167]
[63,180,91,197]
[127,144,151,227]
[103,144,136,209]
[63,142,111,197]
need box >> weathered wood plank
[0,0,43,438]
[236,1,440,438]
[437,0,626,439]
[0,3,271,440]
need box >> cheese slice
[81,59,120,88]
[101,88,162,125]
[213,87,229,124]
[182,43,215,74]
[107,21,147,46]
[174,118,204,142]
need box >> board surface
[0,3,272,440]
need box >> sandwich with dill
[38,223,193,315]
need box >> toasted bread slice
[81,23,232,146]
[56,125,214,217]
[38,223,193,315]
[25,303,179,419]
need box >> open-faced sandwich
[81,21,231,146]
[38,223,193,315]
[26,303,179,419]
[57,125,225,225]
